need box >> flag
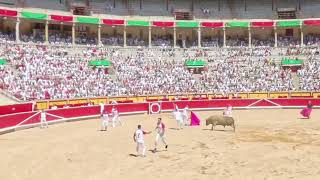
[190,111,200,126]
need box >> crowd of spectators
[75,34,97,45]
[0,44,122,100]
[49,32,72,46]
[20,33,45,43]
[252,38,274,47]
[0,32,15,43]
[152,35,172,47]
[304,34,320,46]
[4,30,320,48]
[101,35,123,46]
[127,36,146,46]
[297,57,320,91]
[201,37,221,47]
[277,36,300,47]
[0,31,320,101]
[201,58,294,95]
[226,37,248,47]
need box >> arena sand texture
[1,109,320,180]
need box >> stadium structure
[0,0,319,128]
[0,1,320,179]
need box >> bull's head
[205,119,209,126]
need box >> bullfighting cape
[190,111,200,126]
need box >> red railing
[0,98,319,131]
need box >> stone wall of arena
[1,92,320,134]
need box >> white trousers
[176,118,183,129]
[183,113,189,125]
[101,119,108,130]
[136,142,146,156]
[112,115,121,127]
[155,133,167,147]
[40,118,48,128]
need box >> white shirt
[112,109,118,116]
[174,111,183,121]
[156,122,165,135]
[100,103,104,112]
[224,106,233,117]
[102,113,109,121]
[135,129,144,143]
[183,107,188,115]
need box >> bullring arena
[1,0,320,179]
[1,98,320,180]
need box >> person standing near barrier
[101,110,109,131]
[133,125,151,157]
[100,102,105,115]
[223,104,233,117]
[154,118,168,152]
[40,110,48,128]
[112,106,121,127]
[183,105,189,126]
[173,110,183,129]
[300,101,313,119]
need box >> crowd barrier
[0,103,33,115]
[34,91,320,110]
[0,98,319,134]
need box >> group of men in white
[100,104,122,131]
[133,104,233,157]
[133,118,168,157]
[172,105,190,129]
[38,104,122,130]
[37,98,233,158]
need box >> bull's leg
[211,124,214,131]
[232,123,236,132]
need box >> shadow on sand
[299,117,310,120]
[202,128,234,132]
[129,154,138,157]
[169,128,182,130]
[149,149,167,153]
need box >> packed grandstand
[0,0,319,102]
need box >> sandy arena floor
[1,109,320,180]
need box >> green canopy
[277,20,301,27]
[185,60,206,68]
[281,58,303,66]
[21,11,47,20]
[176,21,199,28]
[0,59,8,65]
[89,60,111,67]
[127,20,149,27]
[76,17,100,24]
[226,21,249,28]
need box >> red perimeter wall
[0,103,33,115]
[0,98,318,130]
